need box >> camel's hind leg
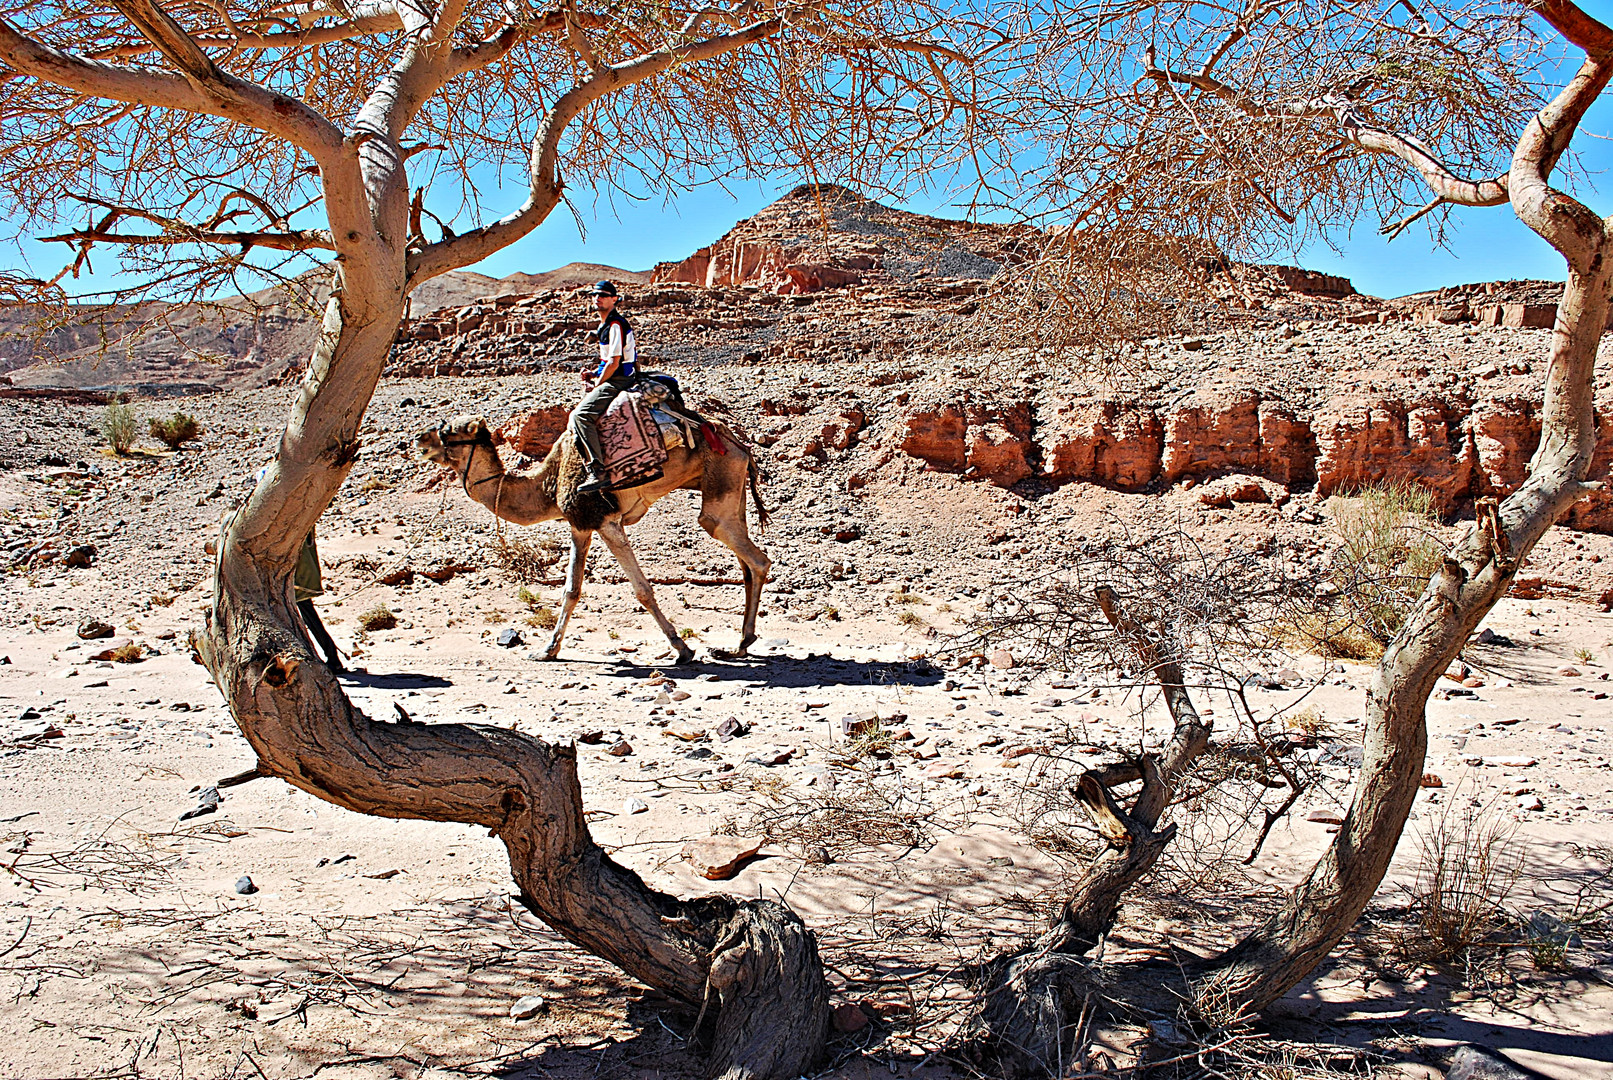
[544,527,593,660]
[596,520,695,664]
[698,488,772,657]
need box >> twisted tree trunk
[195,255,828,1080]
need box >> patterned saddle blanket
[595,384,698,491]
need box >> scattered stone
[989,648,1016,670]
[1557,666,1582,677]
[606,740,633,756]
[1306,810,1346,825]
[509,995,547,1020]
[77,620,115,640]
[716,717,749,741]
[682,836,764,880]
[832,1002,869,1033]
[575,730,606,744]
[234,875,258,895]
[665,723,706,742]
[1196,474,1284,508]
[1485,756,1537,768]
[63,544,97,568]
[1447,1044,1546,1080]
[179,786,222,821]
[1147,1018,1188,1046]
[624,798,649,815]
[364,869,403,880]
[750,747,796,766]
[1420,773,1444,788]
[496,628,524,648]
[841,714,877,738]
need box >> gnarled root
[970,948,1109,1078]
[704,900,830,1080]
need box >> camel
[417,413,771,664]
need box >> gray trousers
[569,375,633,476]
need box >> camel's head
[416,414,492,469]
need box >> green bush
[149,411,202,450]
[100,399,138,455]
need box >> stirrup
[577,474,609,494]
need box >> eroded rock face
[888,387,1610,529]
[899,397,1035,487]
[1312,396,1475,512]
[497,405,571,458]
[1040,400,1162,491]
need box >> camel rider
[571,280,637,494]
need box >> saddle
[592,373,710,491]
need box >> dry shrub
[100,399,138,454]
[357,605,398,632]
[1293,483,1444,659]
[495,532,565,584]
[148,411,201,450]
[1395,797,1522,967]
[741,766,933,862]
[108,642,144,663]
[1283,705,1332,740]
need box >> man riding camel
[571,280,636,494]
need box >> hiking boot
[577,472,610,494]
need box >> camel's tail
[747,453,771,532]
[698,415,769,531]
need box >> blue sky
[12,36,1613,303]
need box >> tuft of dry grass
[108,642,144,663]
[1283,705,1331,739]
[100,399,139,455]
[1394,796,1522,967]
[495,533,565,584]
[357,605,398,632]
[1294,483,1444,659]
[897,610,924,627]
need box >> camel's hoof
[672,648,696,666]
[542,648,563,661]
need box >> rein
[436,422,507,542]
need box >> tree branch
[0,16,345,161]
[42,227,335,251]
[1141,49,1510,208]
[407,13,785,285]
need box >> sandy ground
[1,384,1611,1080]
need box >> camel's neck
[458,441,560,526]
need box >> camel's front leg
[596,520,694,664]
[545,528,593,660]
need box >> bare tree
[961,0,1613,1068]
[0,1,987,1073]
